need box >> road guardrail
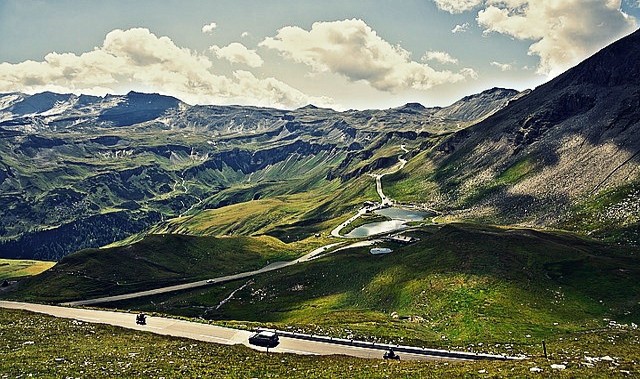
[256,328,520,361]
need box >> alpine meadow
[1,1,640,377]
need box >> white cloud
[202,22,217,34]
[434,0,483,13]
[490,61,513,71]
[0,28,330,109]
[260,18,475,92]
[460,67,479,79]
[241,31,250,38]
[477,0,637,76]
[451,23,470,33]
[210,42,264,67]
[434,0,636,76]
[228,70,332,108]
[422,50,459,65]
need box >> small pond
[343,207,433,238]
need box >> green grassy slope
[0,126,351,259]
[2,301,639,377]
[109,224,640,354]
[382,146,541,210]
[0,259,55,280]
[383,145,640,244]
[152,174,379,243]
[5,234,300,303]
[559,181,640,245]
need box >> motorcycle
[383,349,400,360]
[136,313,147,325]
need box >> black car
[248,331,279,348]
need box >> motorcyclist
[384,348,399,359]
[136,313,146,324]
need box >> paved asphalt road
[1,301,449,361]
[61,242,344,307]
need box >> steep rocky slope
[432,87,521,124]
[408,29,640,242]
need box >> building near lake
[386,234,418,244]
[370,247,393,255]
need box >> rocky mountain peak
[433,87,520,122]
[400,102,426,110]
[296,104,320,111]
[7,91,75,116]
[550,28,640,89]
[430,28,640,236]
[458,87,519,103]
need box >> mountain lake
[344,207,433,238]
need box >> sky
[0,0,639,110]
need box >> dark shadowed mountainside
[401,28,640,243]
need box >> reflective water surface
[344,207,432,238]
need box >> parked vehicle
[248,330,279,348]
[383,348,400,360]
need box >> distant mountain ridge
[0,91,183,129]
[432,87,520,123]
[1,29,639,259]
[0,87,518,133]
[0,87,520,259]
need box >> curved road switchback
[330,208,369,237]
[62,142,434,306]
[1,146,518,363]
[331,145,410,237]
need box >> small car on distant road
[248,330,279,348]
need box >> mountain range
[1,29,640,260]
[0,86,518,259]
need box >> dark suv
[248,331,280,348]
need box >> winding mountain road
[372,144,408,206]
[63,144,434,306]
[0,144,515,363]
[62,242,344,306]
[330,207,370,237]
[331,145,409,237]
